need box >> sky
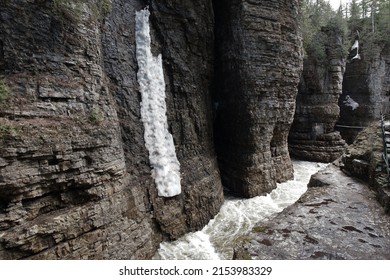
[328,0,352,10]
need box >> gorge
[0,0,389,260]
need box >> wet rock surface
[234,164,390,260]
[0,0,160,260]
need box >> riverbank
[233,163,390,259]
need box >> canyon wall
[338,43,390,144]
[0,0,224,259]
[0,0,302,259]
[213,0,303,197]
[289,26,346,162]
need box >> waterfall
[135,8,181,197]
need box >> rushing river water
[154,160,328,260]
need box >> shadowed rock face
[213,0,303,197]
[0,0,303,259]
[289,27,346,163]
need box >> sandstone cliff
[0,0,302,259]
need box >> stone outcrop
[289,26,346,162]
[0,0,303,259]
[341,121,390,212]
[213,0,303,197]
[337,43,390,144]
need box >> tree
[361,0,369,18]
[350,0,361,19]
[301,0,349,64]
[349,0,362,31]
[377,0,390,39]
[371,0,377,32]
[352,0,390,60]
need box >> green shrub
[252,226,268,233]
[240,250,252,260]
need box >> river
[154,160,328,260]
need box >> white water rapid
[154,160,328,260]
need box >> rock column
[213,0,303,197]
[289,26,347,162]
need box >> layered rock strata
[0,0,224,259]
[0,0,304,259]
[234,122,390,260]
[289,26,346,162]
[213,0,303,197]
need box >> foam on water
[154,160,328,260]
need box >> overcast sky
[328,0,352,10]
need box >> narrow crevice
[211,0,249,197]
[0,197,8,214]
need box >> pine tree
[349,0,362,31]
[377,0,390,40]
[301,0,349,64]
[361,0,369,18]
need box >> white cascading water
[135,8,181,197]
[154,160,328,260]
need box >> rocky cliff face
[103,0,224,240]
[0,0,302,259]
[0,0,224,259]
[338,44,390,144]
[213,0,302,197]
[288,26,346,162]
